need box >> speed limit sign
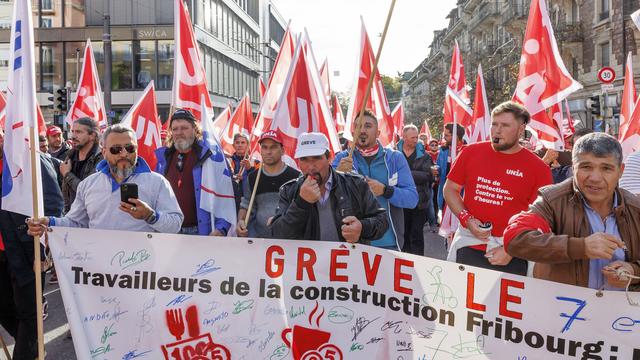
[597,67,616,84]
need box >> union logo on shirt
[506,169,524,178]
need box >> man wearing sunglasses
[156,109,232,236]
[26,124,183,235]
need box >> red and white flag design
[252,25,296,141]
[254,32,340,166]
[513,0,581,149]
[120,81,161,170]
[319,58,331,100]
[259,77,266,101]
[621,96,640,156]
[619,52,637,155]
[344,18,394,147]
[0,92,6,129]
[333,95,346,133]
[172,0,212,121]
[563,99,575,140]
[212,104,232,138]
[443,40,472,127]
[391,102,404,140]
[65,39,107,130]
[544,102,568,150]
[420,120,434,142]
[468,64,491,143]
[216,94,254,155]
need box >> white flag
[2,0,43,217]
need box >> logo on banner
[280,302,343,360]
[161,305,231,359]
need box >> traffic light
[589,95,601,116]
[56,88,68,112]
[47,90,55,109]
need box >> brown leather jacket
[507,179,640,289]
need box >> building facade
[0,0,287,123]
[404,0,640,137]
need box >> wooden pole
[29,129,45,360]
[0,333,11,360]
[244,163,263,225]
[348,0,397,157]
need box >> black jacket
[0,154,64,287]
[408,153,434,210]
[270,168,388,243]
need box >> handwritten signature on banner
[111,249,151,270]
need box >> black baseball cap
[170,109,197,125]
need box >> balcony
[555,21,583,44]
[468,1,501,32]
[501,0,529,27]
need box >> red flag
[259,77,266,100]
[212,104,232,144]
[0,91,6,129]
[621,96,640,156]
[619,52,637,147]
[120,81,161,170]
[333,95,345,133]
[542,102,567,150]
[254,32,340,166]
[319,58,331,99]
[172,0,212,121]
[468,64,491,143]
[36,103,45,135]
[216,94,254,155]
[513,0,581,148]
[391,102,404,139]
[563,99,575,138]
[443,40,472,127]
[252,24,296,142]
[344,18,394,147]
[65,39,107,130]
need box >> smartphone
[120,183,138,205]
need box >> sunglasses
[176,153,185,172]
[109,144,137,155]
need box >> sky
[271,0,456,94]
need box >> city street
[0,227,448,360]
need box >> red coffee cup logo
[280,302,343,360]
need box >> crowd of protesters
[1,102,639,358]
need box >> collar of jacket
[569,179,628,219]
[96,156,152,192]
[397,140,425,158]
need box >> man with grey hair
[505,133,640,290]
[26,124,183,235]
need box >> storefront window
[134,40,156,89]
[112,41,133,90]
[41,42,63,92]
[64,42,84,90]
[157,40,174,90]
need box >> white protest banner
[49,227,639,359]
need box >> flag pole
[29,128,45,360]
[348,0,397,157]
[0,333,11,360]
[244,163,263,226]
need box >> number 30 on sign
[598,67,616,84]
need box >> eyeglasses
[176,153,185,172]
[109,144,137,155]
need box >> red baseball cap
[46,126,62,136]
[258,130,283,145]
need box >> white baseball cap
[294,132,330,159]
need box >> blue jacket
[155,140,231,235]
[436,147,450,210]
[332,143,418,248]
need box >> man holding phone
[26,124,183,235]
[270,133,388,243]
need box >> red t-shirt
[447,141,552,242]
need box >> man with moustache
[270,132,388,243]
[156,109,233,236]
[443,101,552,275]
[60,117,103,213]
[236,131,300,238]
[26,124,183,235]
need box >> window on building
[133,0,156,25]
[65,0,86,27]
[600,42,610,67]
[64,42,85,90]
[195,0,204,28]
[42,0,53,10]
[41,43,63,92]
[157,40,174,90]
[599,0,609,21]
[41,18,52,27]
[112,41,133,90]
[134,40,156,89]
[156,0,173,24]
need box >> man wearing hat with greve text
[270,132,388,243]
